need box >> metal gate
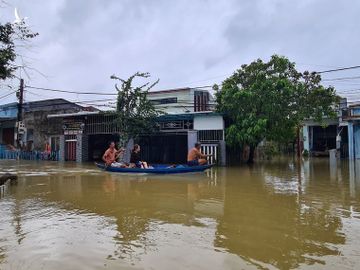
[201,143,219,164]
[65,135,77,161]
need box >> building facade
[48,88,226,165]
[0,99,92,152]
[147,87,215,114]
[302,99,352,159]
[345,104,360,159]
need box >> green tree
[110,72,160,146]
[215,55,339,163]
[0,21,38,82]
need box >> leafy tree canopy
[0,21,38,82]
[215,55,340,156]
[111,72,160,144]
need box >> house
[302,98,349,158]
[343,103,360,159]
[302,118,341,156]
[47,88,226,165]
[0,99,94,152]
[0,102,17,147]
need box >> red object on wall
[65,137,76,161]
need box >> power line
[336,88,360,93]
[317,65,360,74]
[25,90,214,106]
[25,85,213,96]
[26,85,118,96]
[26,90,116,104]
[323,76,360,82]
[0,91,17,101]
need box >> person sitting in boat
[102,141,125,166]
[187,142,212,166]
[130,144,149,169]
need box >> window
[194,91,209,112]
[150,97,178,105]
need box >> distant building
[343,103,360,159]
[0,99,96,151]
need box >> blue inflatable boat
[95,163,213,174]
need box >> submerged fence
[0,150,60,161]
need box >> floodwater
[1,159,360,270]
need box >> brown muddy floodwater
[1,159,360,270]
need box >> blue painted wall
[0,104,17,118]
[352,108,360,116]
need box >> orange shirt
[187,148,203,161]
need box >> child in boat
[130,144,149,169]
[187,142,212,166]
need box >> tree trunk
[247,145,255,164]
[123,138,134,163]
[296,126,301,158]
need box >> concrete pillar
[187,131,198,151]
[355,125,360,159]
[59,135,65,162]
[348,122,354,159]
[76,134,88,163]
[302,126,310,152]
[219,140,226,166]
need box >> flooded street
[1,159,360,270]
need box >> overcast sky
[1,0,360,106]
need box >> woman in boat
[130,144,148,169]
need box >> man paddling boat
[102,141,125,166]
[187,142,212,166]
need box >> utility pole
[16,79,24,148]
[17,79,24,122]
[297,125,301,158]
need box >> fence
[0,150,60,161]
[201,143,219,164]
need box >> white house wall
[148,91,194,114]
[194,115,224,130]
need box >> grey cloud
[1,0,360,104]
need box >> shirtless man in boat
[187,142,212,166]
[102,141,125,167]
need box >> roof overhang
[0,117,16,122]
[47,111,100,119]
[157,111,222,121]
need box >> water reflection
[0,159,360,269]
[215,164,345,269]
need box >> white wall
[193,115,224,130]
[148,90,194,114]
